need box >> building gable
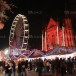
[47,18,57,29]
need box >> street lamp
[4,49,9,55]
[4,48,10,59]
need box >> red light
[0,20,4,30]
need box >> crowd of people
[30,57,76,76]
[0,57,76,76]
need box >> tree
[0,0,11,20]
[0,0,14,29]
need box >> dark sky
[0,0,76,50]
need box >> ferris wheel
[9,14,29,50]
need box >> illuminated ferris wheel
[9,14,29,50]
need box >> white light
[5,49,9,55]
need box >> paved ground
[0,71,3,76]
[0,70,76,76]
[0,70,38,76]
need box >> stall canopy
[46,46,75,56]
[27,50,44,58]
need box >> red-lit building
[42,18,75,52]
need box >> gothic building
[42,18,75,52]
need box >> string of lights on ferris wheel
[9,14,29,53]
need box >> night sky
[0,0,76,50]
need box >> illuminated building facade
[42,18,75,52]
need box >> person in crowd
[21,59,26,76]
[51,59,55,73]
[46,61,50,72]
[43,59,47,73]
[18,60,22,76]
[54,57,60,76]
[60,58,66,76]
[28,60,32,71]
[37,58,44,76]
[11,60,16,76]
[4,60,10,76]
[66,57,73,74]
[25,60,28,76]
[8,61,13,76]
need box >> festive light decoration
[0,20,4,29]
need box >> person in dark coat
[37,58,44,76]
[8,61,13,76]
[11,60,16,76]
[60,62,66,76]
[28,61,32,70]
[18,61,22,76]
[21,59,26,76]
[4,62,9,76]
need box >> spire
[47,18,57,29]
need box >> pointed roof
[47,18,57,29]
[64,18,72,28]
